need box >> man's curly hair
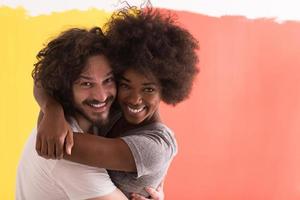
[105,8,199,105]
[32,27,108,115]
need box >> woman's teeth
[128,106,144,113]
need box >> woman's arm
[64,133,137,172]
[34,83,73,159]
[34,83,136,171]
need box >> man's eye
[81,82,92,87]
[104,77,115,84]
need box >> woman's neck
[108,111,161,138]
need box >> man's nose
[91,85,107,102]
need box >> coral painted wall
[1,6,300,200]
[161,11,300,200]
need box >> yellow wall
[0,7,111,199]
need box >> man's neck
[73,114,92,133]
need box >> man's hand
[130,182,164,200]
[35,106,73,159]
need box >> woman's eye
[144,88,155,93]
[119,83,129,89]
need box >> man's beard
[73,95,114,127]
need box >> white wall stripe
[1,0,300,21]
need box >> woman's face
[118,68,161,124]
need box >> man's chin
[89,112,109,125]
[91,117,109,126]
[75,109,109,126]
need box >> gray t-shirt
[108,122,178,197]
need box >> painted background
[1,1,300,199]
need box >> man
[16,27,160,200]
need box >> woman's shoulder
[124,122,178,153]
[126,122,174,137]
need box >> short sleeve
[52,160,117,200]
[121,127,177,178]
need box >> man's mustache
[82,96,114,105]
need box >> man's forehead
[77,55,113,80]
[78,70,114,80]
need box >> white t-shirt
[16,120,116,200]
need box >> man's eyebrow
[78,75,92,80]
[105,71,114,77]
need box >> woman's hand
[130,181,164,200]
[35,105,73,159]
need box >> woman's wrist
[44,100,64,116]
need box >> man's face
[72,55,116,128]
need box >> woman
[36,8,199,199]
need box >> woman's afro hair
[105,8,199,105]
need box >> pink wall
[160,10,300,199]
